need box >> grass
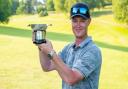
[0,8,128,89]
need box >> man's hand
[37,40,55,71]
[37,40,53,54]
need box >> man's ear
[87,18,91,26]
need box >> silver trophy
[29,24,52,44]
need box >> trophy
[29,24,52,44]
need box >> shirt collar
[72,36,92,48]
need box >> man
[36,2,102,89]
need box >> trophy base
[33,39,46,44]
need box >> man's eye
[81,20,86,22]
[72,20,77,22]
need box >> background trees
[112,0,128,24]
[1,0,128,25]
[0,0,12,23]
[64,0,78,12]
[11,0,19,14]
[16,0,34,14]
[46,0,55,11]
[47,0,112,12]
[37,3,48,17]
[53,0,66,12]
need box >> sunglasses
[72,7,88,14]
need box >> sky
[37,0,44,4]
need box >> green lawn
[0,9,128,89]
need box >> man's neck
[75,35,88,46]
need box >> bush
[39,10,48,17]
[0,0,12,23]
[16,4,25,14]
[37,5,48,17]
[112,0,128,24]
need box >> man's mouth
[76,28,82,31]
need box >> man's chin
[76,35,83,39]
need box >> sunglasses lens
[72,7,87,14]
[80,8,87,14]
[72,8,78,13]
[72,8,87,14]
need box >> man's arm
[39,49,55,71]
[52,53,84,85]
[38,40,84,85]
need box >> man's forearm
[39,50,55,71]
[52,54,83,85]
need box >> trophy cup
[29,24,52,44]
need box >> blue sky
[37,0,44,4]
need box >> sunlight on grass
[1,14,72,34]
[0,9,128,89]
[0,35,61,89]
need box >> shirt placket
[71,46,80,68]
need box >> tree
[16,0,34,14]
[103,0,112,6]
[64,0,78,12]
[11,0,19,14]
[16,0,25,14]
[53,0,107,12]
[112,0,128,24]
[46,0,55,11]
[53,0,66,12]
[37,4,48,17]
[0,0,12,23]
[79,0,105,9]
[25,0,32,14]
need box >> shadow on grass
[0,26,128,52]
[0,26,74,42]
[91,10,112,17]
[95,41,128,52]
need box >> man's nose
[76,22,81,27]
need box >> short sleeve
[72,49,102,78]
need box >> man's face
[71,16,91,39]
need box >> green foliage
[32,0,38,6]
[16,0,34,14]
[25,0,33,14]
[11,0,19,14]
[53,0,108,12]
[16,1,25,14]
[53,0,66,12]
[105,0,112,2]
[103,0,112,3]
[46,0,55,11]
[37,5,48,17]
[0,0,12,23]
[79,0,105,9]
[112,0,128,24]
[64,0,78,12]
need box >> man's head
[70,3,91,39]
[70,3,90,20]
